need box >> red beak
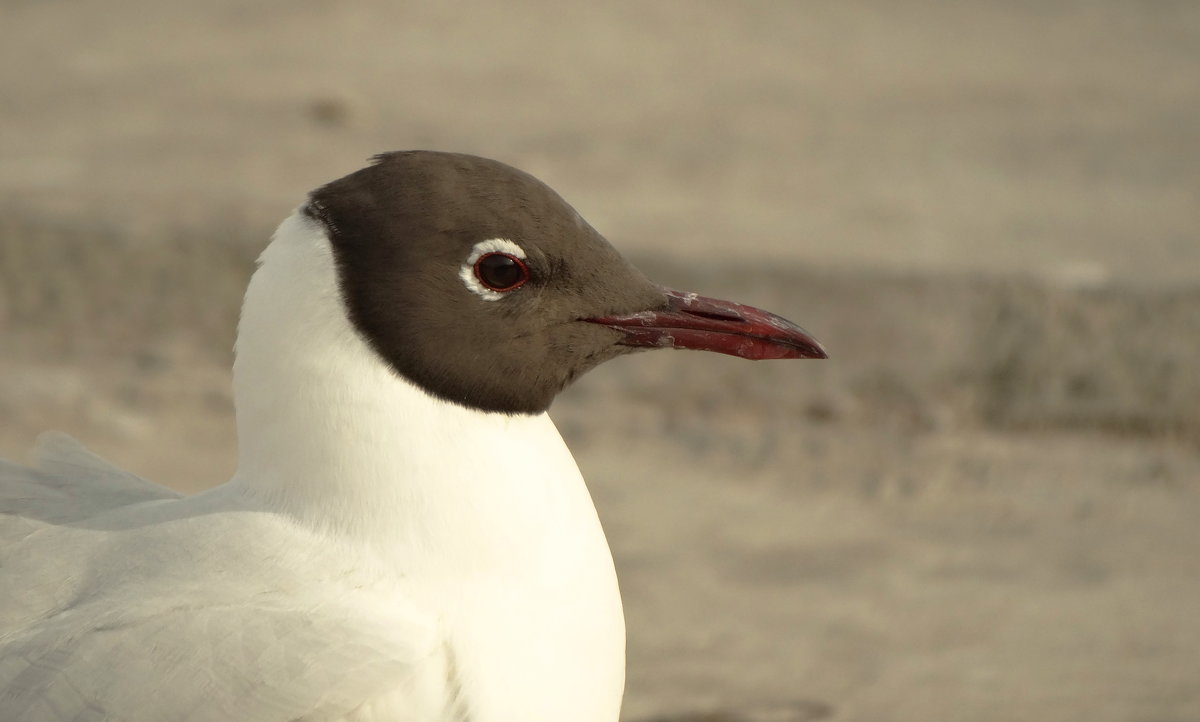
[587,288,827,361]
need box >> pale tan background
[2,3,1198,721]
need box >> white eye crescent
[460,239,528,301]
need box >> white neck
[228,211,588,566]
[225,211,625,720]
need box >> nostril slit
[684,309,744,322]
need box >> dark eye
[474,252,529,292]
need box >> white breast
[230,211,627,720]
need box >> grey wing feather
[29,431,179,504]
[0,436,460,721]
[1,432,180,541]
[0,594,443,722]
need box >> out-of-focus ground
[2,2,1198,721]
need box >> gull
[0,151,826,721]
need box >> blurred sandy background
[2,2,1198,721]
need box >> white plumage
[0,211,625,721]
